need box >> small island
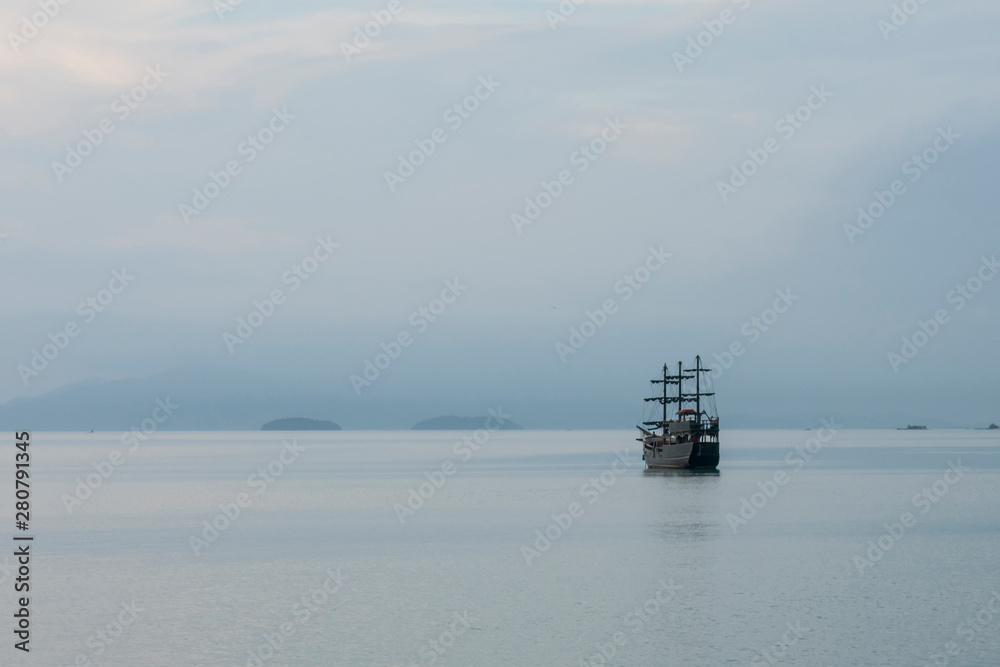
[261,417,341,431]
[412,415,523,430]
[897,425,928,430]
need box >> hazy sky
[2,0,998,426]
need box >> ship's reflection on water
[642,467,721,477]
[639,466,723,544]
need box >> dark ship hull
[641,436,719,469]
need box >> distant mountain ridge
[411,415,523,430]
[0,365,308,432]
[0,366,992,431]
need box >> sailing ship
[637,356,720,469]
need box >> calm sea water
[7,429,1000,666]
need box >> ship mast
[676,361,683,420]
[661,363,667,427]
[643,361,697,433]
[695,355,701,417]
[683,356,714,421]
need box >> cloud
[0,0,998,422]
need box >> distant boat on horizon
[636,356,719,470]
